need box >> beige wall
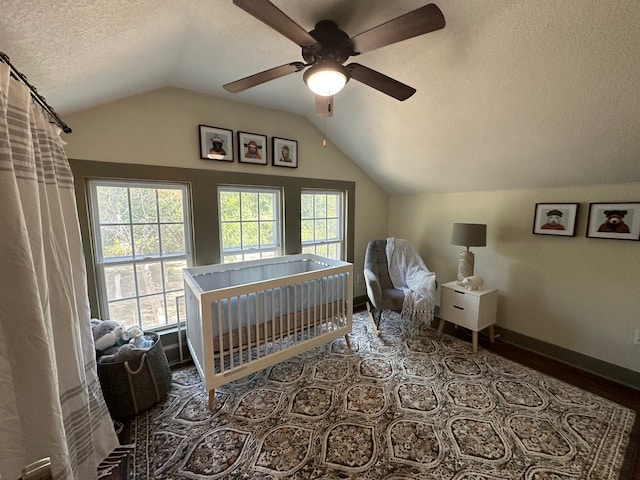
[389,185,640,374]
[64,87,388,298]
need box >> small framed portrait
[586,202,640,240]
[199,125,233,162]
[532,203,578,236]
[238,131,268,165]
[272,137,298,168]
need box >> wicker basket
[97,333,172,419]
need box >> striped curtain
[0,63,118,479]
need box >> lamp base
[457,251,475,284]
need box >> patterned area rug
[129,312,636,479]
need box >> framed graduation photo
[272,137,297,168]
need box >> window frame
[87,179,193,331]
[218,185,282,263]
[300,188,345,260]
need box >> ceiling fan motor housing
[302,20,353,65]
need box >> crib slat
[262,290,267,357]
[293,283,298,344]
[318,277,323,334]
[246,293,252,361]
[337,276,340,327]
[217,301,224,373]
[342,273,348,324]
[282,286,286,346]
[283,287,287,347]
[337,275,342,325]
[237,294,243,367]
[321,278,325,336]
[270,288,275,355]
[328,275,333,332]
[254,291,259,361]
[320,277,324,333]
[308,280,313,339]
[338,275,342,324]
[287,285,291,346]
[226,298,233,372]
[313,278,318,338]
[313,278,319,336]
[284,286,289,348]
[304,282,312,338]
[332,274,337,330]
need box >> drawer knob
[454,305,464,310]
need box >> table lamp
[451,223,487,284]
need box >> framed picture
[199,125,233,162]
[532,203,578,236]
[272,137,298,168]
[586,202,640,240]
[238,131,268,165]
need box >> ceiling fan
[223,0,445,116]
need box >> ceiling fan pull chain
[322,118,327,148]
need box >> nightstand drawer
[440,302,479,330]
[441,286,479,312]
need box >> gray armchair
[364,239,405,331]
[364,238,436,332]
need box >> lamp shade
[451,223,487,247]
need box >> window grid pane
[301,191,344,260]
[90,181,191,330]
[219,186,281,263]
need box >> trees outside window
[219,186,281,263]
[301,190,344,260]
[89,180,191,329]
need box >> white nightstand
[437,280,498,353]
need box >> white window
[88,180,191,330]
[219,186,282,263]
[301,190,344,259]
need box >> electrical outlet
[634,329,640,346]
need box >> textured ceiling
[2,0,640,193]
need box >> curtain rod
[0,52,72,134]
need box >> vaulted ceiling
[2,0,640,193]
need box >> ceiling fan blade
[315,95,334,117]
[347,63,416,101]
[233,0,318,48]
[223,62,306,93]
[348,4,445,55]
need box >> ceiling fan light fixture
[304,63,349,96]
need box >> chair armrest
[363,268,382,308]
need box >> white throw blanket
[386,237,437,326]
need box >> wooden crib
[183,254,353,408]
